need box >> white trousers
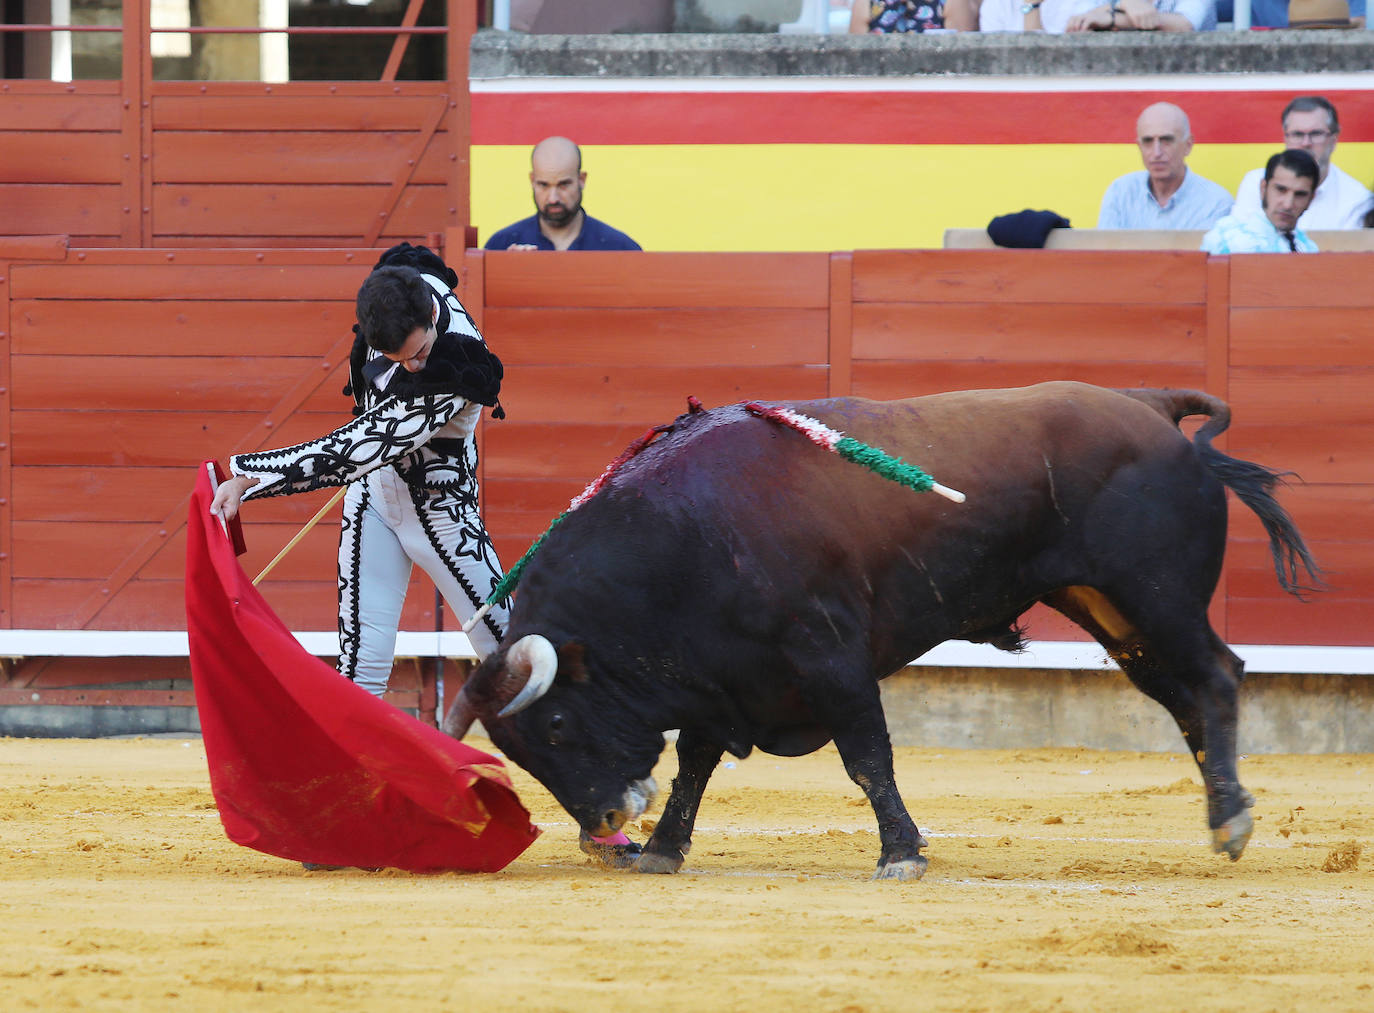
[336,467,509,697]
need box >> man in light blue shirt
[1098,102,1234,230]
[1201,150,1320,255]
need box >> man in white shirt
[1203,150,1319,255]
[1232,95,1371,231]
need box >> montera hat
[1287,0,1352,28]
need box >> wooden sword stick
[252,486,348,586]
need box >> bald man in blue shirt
[485,136,641,252]
[1098,102,1233,231]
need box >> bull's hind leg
[1121,635,1254,860]
[636,730,723,874]
[1046,587,1254,860]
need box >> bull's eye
[547,712,565,746]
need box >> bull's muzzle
[594,777,659,837]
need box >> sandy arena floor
[1,735,1370,1012]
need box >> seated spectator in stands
[850,0,977,30]
[485,136,641,251]
[1098,102,1233,230]
[1065,0,1216,30]
[1231,96,1371,231]
[1201,150,1319,254]
[1215,0,1364,28]
[946,0,1099,32]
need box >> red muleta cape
[184,462,540,872]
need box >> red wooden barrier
[0,246,1369,709]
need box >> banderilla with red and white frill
[462,399,965,634]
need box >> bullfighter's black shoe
[301,862,382,872]
[578,830,643,869]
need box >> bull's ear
[557,640,590,684]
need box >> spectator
[1214,0,1364,28]
[484,136,641,251]
[1066,0,1216,30]
[849,0,976,30]
[1201,150,1320,254]
[950,0,1098,31]
[1098,102,1233,230]
[1231,96,1371,231]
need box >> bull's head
[443,634,661,838]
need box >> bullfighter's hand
[211,474,258,521]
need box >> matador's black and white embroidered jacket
[231,244,504,503]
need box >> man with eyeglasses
[1232,95,1371,231]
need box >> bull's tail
[1121,388,1324,599]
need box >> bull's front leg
[830,707,929,882]
[636,729,723,875]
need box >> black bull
[444,382,1320,880]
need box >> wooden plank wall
[5,248,387,636]
[150,84,463,248]
[0,83,131,246]
[2,1,474,251]
[1224,255,1374,646]
[476,251,834,570]
[0,247,1368,661]
[0,83,462,249]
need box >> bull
[444,382,1320,880]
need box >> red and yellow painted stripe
[471,75,1374,250]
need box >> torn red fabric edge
[185,462,540,873]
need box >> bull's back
[602,384,1192,587]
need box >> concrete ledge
[5,665,1367,751]
[0,705,201,738]
[471,29,1374,79]
[881,666,1374,754]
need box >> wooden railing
[1,240,1370,704]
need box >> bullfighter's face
[1261,166,1315,234]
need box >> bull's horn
[441,693,477,740]
[495,634,558,718]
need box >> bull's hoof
[578,833,643,870]
[872,855,928,882]
[1211,808,1254,862]
[633,850,685,874]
